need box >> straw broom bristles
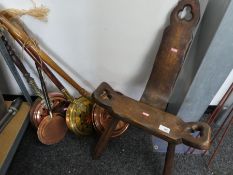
[1,6,49,21]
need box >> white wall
[0,0,178,100]
[0,0,231,105]
[210,69,233,105]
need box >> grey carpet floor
[6,124,233,175]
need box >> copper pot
[92,104,129,138]
[30,92,67,128]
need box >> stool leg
[162,143,176,175]
[92,118,119,159]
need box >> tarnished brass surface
[29,92,67,128]
[93,82,211,150]
[92,104,129,138]
[66,97,94,136]
[37,114,67,145]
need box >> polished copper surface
[30,92,67,128]
[66,97,94,136]
[92,104,129,138]
[37,114,67,145]
[52,100,69,116]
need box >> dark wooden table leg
[163,143,176,175]
[92,117,119,159]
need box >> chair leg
[92,117,119,159]
[162,143,176,175]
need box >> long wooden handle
[0,15,91,100]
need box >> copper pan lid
[92,104,129,138]
[37,114,67,145]
[30,92,67,128]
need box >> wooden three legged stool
[92,0,211,174]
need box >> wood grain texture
[0,101,29,173]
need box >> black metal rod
[36,64,52,117]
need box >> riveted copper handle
[182,122,211,150]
